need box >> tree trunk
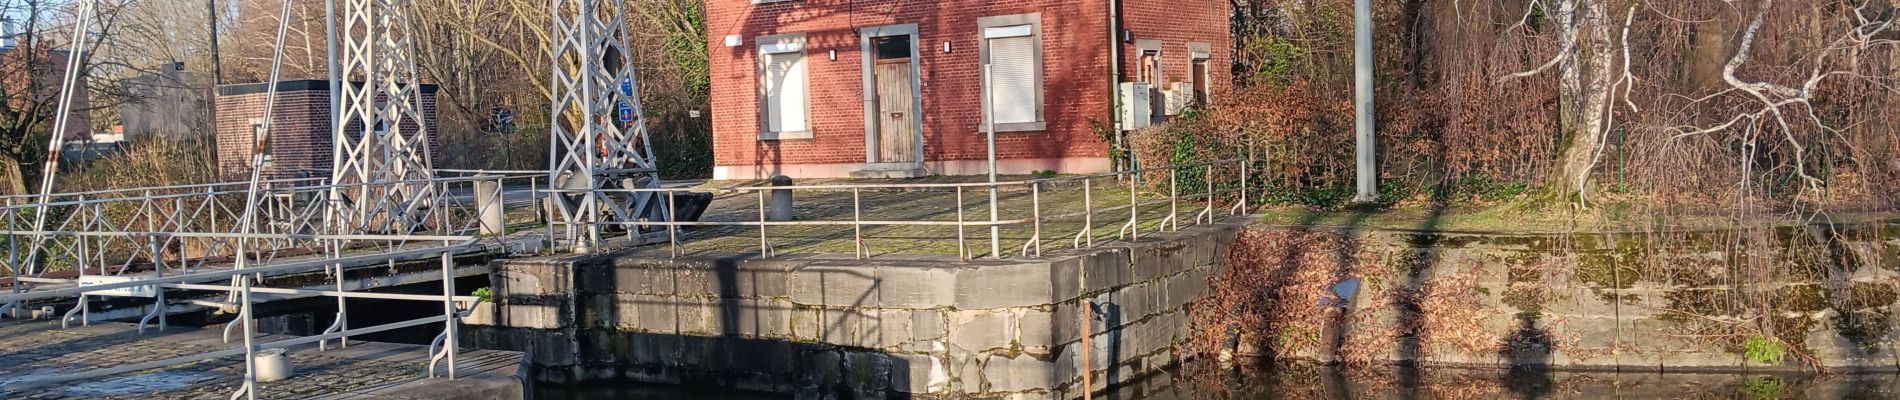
[0,155,27,196]
[1549,0,1615,202]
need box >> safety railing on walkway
[544,157,1255,260]
[0,234,480,399]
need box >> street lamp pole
[983,64,1001,259]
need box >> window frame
[977,13,1045,133]
[756,32,813,140]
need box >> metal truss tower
[328,0,438,235]
[548,0,662,251]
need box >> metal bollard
[474,176,505,235]
[768,175,794,221]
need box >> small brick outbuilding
[214,80,438,179]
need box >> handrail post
[756,190,770,258]
[852,188,864,259]
[439,252,458,379]
[667,191,679,259]
[235,275,257,400]
[1127,171,1138,242]
[1204,164,1214,224]
[1169,168,1179,232]
[956,187,967,260]
[1030,182,1041,257]
[1239,158,1249,215]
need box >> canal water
[534,361,1900,399]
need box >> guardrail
[543,158,1254,260]
[0,237,481,399]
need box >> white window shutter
[763,51,808,133]
[987,34,1037,125]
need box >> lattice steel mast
[548,0,662,252]
[330,0,437,235]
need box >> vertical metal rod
[955,187,967,260]
[1030,182,1041,258]
[1082,179,1093,248]
[667,191,678,258]
[1117,171,1132,240]
[1204,164,1214,223]
[1169,169,1178,232]
[756,190,769,258]
[852,188,863,259]
[439,252,458,379]
[237,276,257,400]
[1240,156,1249,214]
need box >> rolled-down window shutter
[761,43,808,133]
[986,27,1037,125]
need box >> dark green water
[534,362,1900,399]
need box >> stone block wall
[462,217,1248,398]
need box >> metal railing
[544,157,1254,260]
[0,172,544,398]
[0,232,481,399]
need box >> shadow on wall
[472,254,922,397]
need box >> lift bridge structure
[0,0,673,398]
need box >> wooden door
[873,36,919,164]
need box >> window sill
[759,130,812,140]
[989,121,1046,133]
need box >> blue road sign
[620,78,634,96]
[617,101,635,123]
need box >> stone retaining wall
[1249,220,1900,372]
[462,217,1247,398]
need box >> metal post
[439,252,458,379]
[1127,173,1138,242]
[1082,179,1093,248]
[236,276,257,400]
[955,187,967,260]
[756,190,769,258]
[1169,169,1178,231]
[1204,164,1214,224]
[1240,156,1250,214]
[982,64,1001,259]
[667,191,678,258]
[1030,182,1041,257]
[1352,0,1378,203]
[852,188,864,259]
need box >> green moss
[1772,284,1829,313]
[1577,253,1640,290]
[1770,315,1817,351]
[1835,310,1892,348]
[1840,282,1898,311]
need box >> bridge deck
[0,321,523,399]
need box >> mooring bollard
[769,175,794,221]
[474,176,505,235]
[255,348,292,382]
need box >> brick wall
[707,0,1115,177]
[214,80,439,179]
[1119,0,1232,100]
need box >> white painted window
[979,13,1044,131]
[758,33,810,139]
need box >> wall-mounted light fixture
[828,49,836,61]
[943,41,952,53]
[724,35,742,47]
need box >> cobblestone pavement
[0,321,518,399]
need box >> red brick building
[214,80,439,179]
[706,0,1231,179]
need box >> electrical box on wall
[1119,82,1151,130]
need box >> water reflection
[534,361,1900,400]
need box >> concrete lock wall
[1246,220,1900,372]
[461,218,1247,398]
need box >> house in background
[121,62,211,141]
[213,80,439,179]
[705,0,1230,180]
